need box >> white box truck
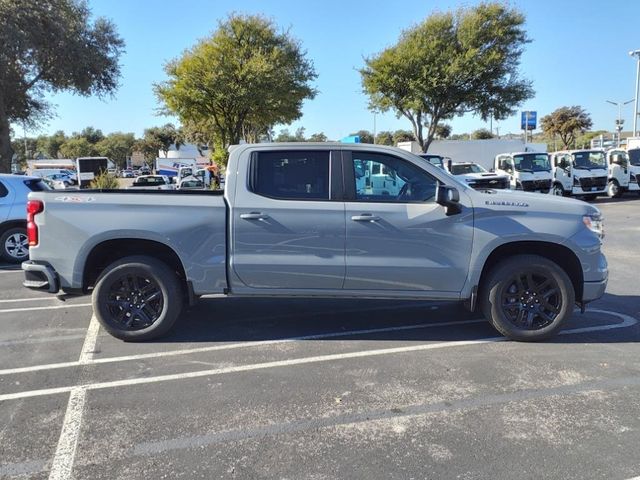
[548,150,608,199]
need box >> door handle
[351,214,381,222]
[240,212,270,220]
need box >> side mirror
[436,185,461,216]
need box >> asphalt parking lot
[0,197,639,480]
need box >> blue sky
[28,0,640,140]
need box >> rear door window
[250,151,330,200]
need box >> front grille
[521,179,552,192]
[579,176,607,189]
[470,177,510,190]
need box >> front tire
[481,255,575,341]
[0,227,29,263]
[92,255,184,341]
[552,184,565,196]
[607,180,621,198]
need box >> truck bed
[27,189,228,295]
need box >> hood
[467,187,599,217]
[456,172,506,180]
[573,168,607,178]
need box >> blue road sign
[521,111,537,130]
[340,135,360,143]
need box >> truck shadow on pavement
[153,293,639,345]
[0,262,22,271]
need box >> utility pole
[373,112,377,144]
[606,99,634,147]
[630,50,640,136]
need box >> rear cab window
[23,179,51,191]
[250,151,330,200]
[0,180,8,198]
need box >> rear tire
[481,255,575,342]
[92,255,184,341]
[0,227,29,263]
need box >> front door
[231,149,345,290]
[343,151,474,292]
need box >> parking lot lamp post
[606,99,634,147]
[630,50,640,136]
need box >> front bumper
[22,261,59,294]
[582,277,607,302]
[571,186,607,195]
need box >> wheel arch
[477,241,583,303]
[82,239,188,297]
[0,220,27,236]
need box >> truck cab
[549,150,608,199]
[605,149,631,198]
[494,152,553,193]
[626,148,640,195]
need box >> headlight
[583,213,604,240]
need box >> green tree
[361,2,533,152]
[375,131,394,145]
[59,137,99,159]
[308,132,328,142]
[349,130,374,144]
[155,14,317,161]
[392,129,415,144]
[471,128,494,139]
[275,127,306,142]
[435,124,452,139]
[37,130,67,158]
[141,124,182,158]
[0,0,124,172]
[76,126,104,144]
[541,106,593,149]
[96,132,136,168]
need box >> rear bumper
[22,261,59,294]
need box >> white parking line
[0,297,56,303]
[0,318,487,375]
[0,303,91,314]
[78,316,100,364]
[47,316,99,480]
[48,388,86,480]
[0,309,635,403]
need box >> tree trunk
[0,97,14,173]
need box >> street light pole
[606,99,634,147]
[630,50,640,136]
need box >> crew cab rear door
[0,179,15,222]
[342,150,474,292]
[231,149,346,289]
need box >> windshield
[573,151,606,169]
[450,164,486,175]
[628,148,640,166]
[513,153,550,172]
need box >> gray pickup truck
[22,143,607,342]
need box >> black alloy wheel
[105,273,164,331]
[500,271,561,330]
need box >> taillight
[26,200,44,247]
